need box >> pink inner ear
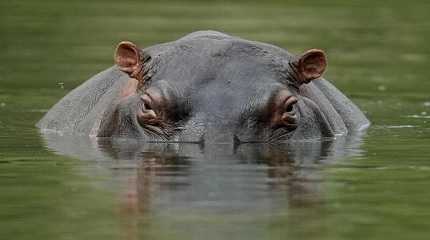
[299,49,327,82]
[115,42,139,71]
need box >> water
[1,0,430,239]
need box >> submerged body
[37,31,369,143]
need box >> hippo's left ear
[293,49,327,84]
[114,41,145,81]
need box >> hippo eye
[137,93,159,126]
[281,96,298,129]
[270,92,298,131]
[284,96,298,113]
[141,94,153,110]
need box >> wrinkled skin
[37,31,370,143]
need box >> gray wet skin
[37,31,370,143]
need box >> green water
[1,0,430,239]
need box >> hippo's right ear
[114,41,145,81]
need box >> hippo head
[37,31,369,143]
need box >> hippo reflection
[41,131,366,213]
[37,31,369,142]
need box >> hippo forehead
[143,32,297,119]
[147,31,295,86]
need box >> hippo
[37,30,370,143]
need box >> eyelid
[140,93,154,109]
[284,95,298,108]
